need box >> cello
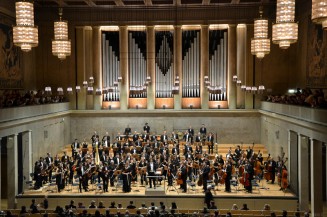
[281,166,288,190]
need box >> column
[236,24,246,109]
[93,26,103,110]
[174,25,182,110]
[310,139,323,216]
[76,27,87,110]
[298,134,309,211]
[147,26,155,109]
[227,25,236,109]
[287,130,291,183]
[7,134,18,209]
[22,131,32,190]
[85,27,94,110]
[120,26,129,110]
[200,25,209,109]
[0,137,2,209]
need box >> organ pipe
[102,32,120,102]
[129,31,147,98]
[208,30,228,101]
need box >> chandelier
[272,0,298,49]
[312,0,327,29]
[52,8,71,60]
[251,7,270,59]
[13,1,38,52]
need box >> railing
[2,208,306,217]
[0,102,70,123]
[260,101,327,126]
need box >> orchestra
[31,124,285,196]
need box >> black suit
[124,127,131,135]
[207,135,214,154]
[200,127,207,135]
[71,142,80,158]
[144,125,150,133]
[183,133,193,143]
[181,166,188,192]
[202,165,210,191]
[188,128,194,136]
[147,162,157,188]
[225,164,232,192]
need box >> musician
[124,125,132,136]
[257,150,263,163]
[180,162,188,193]
[225,161,232,193]
[81,139,88,157]
[235,145,242,159]
[171,131,179,143]
[132,131,139,142]
[71,139,80,159]
[167,161,174,186]
[200,124,207,136]
[269,157,277,184]
[246,145,253,159]
[202,162,210,192]
[130,159,137,183]
[55,164,65,192]
[161,131,169,143]
[45,153,53,182]
[76,162,88,192]
[102,132,110,149]
[280,165,288,191]
[122,162,131,192]
[143,123,150,134]
[91,131,99,144]
[195,144,202,154]
[204,186,213,209]
[207,133,214,154]
[108,160,116,187]
[130,145,138,155]
[195,132,202,143]
[61,151,69,163]
[188,125,194,137]
[138,131,146,142]
[244,161,254,193]
[147,158,157,188]
[100,153,109,163]
[171,144,180,155]
[183,131,193,143]
[102,162,110,192]
[139,157,147,185]
[68,157,75,184]
[33,161,42,190]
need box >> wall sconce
[76,86,81,93]
[189,105,193,109]
[136,105,139,109]
[163,105,166,109]
[83,81,88,88]
[67,87,73,94]
[233,75,238,82]
[108,105,112,110]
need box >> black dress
[122,167,131,192]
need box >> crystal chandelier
[312,0,327,29]
[13,1,38,52]
[251,7,270,59]
[272,0,298,49]
[52,8,71,60]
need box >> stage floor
[16,178,298,211]
[22,178,294,198]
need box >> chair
[48,182,57,193]
[186,180,196,192]
[231,179,239,192]
[115,179,124,192]
[95,182,103,193]
[251,179,260,192]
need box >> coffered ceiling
[35,0,276,8]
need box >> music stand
[166,174,179,194]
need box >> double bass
[281,167,288,190]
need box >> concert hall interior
[0,0,327,216]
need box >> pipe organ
[102,31,120,102]
[155,31,174,98]
[128,30,147,98]
[182,30,200,98]
[209,30,228,101]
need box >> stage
[16,179,298,211]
